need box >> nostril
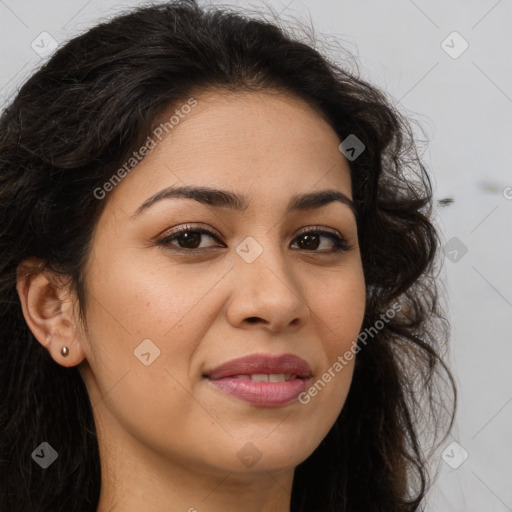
[246,317,260,323]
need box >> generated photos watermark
[298,301,403,404]
[93,97,198,200]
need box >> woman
[0,1,456,510]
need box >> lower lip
[206,377,311,407]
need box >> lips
[204,353,313,407]
[204,353,313,380]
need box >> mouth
[203,353,313,407]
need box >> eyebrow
[131,185,356,219]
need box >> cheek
[310,265,366,346]
[297,269,365,435]
[81,253,231,404]
[86,248,223,339]
[79,260,209,444]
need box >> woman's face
[76,89,366,479]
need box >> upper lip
[204,353,313,380]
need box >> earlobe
[16,259,86,368]
[44,330,83,368]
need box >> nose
[226,236,311,333]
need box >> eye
[291,226,351,253]
[157,225,224,251]
[157,224,353,253]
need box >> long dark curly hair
[0,1,456,510]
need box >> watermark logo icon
[442,441,469,469]
[443,236,468,263]
[441,31,469,59]
[236,236,263,263]
[32,442,58,469]
[31,32,58,58]
[339,134,365,161]
[134,338,161,366]
[236,442,262,468]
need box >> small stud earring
[60,346,69,357]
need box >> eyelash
[157,224,353,254]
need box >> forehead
[104,89,352,214]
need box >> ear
[16,257,86,368]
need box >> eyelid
[296,225,340,237]
[161,223,222,240]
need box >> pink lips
[204,353,312,407]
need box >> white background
[1,1,511,510]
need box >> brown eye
[174,231,203,249]
[292,228,351,253]
[296,233,321,250]
[158,226,223,251]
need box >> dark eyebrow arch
[131,185,356,219]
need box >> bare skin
[16,89,366,512]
